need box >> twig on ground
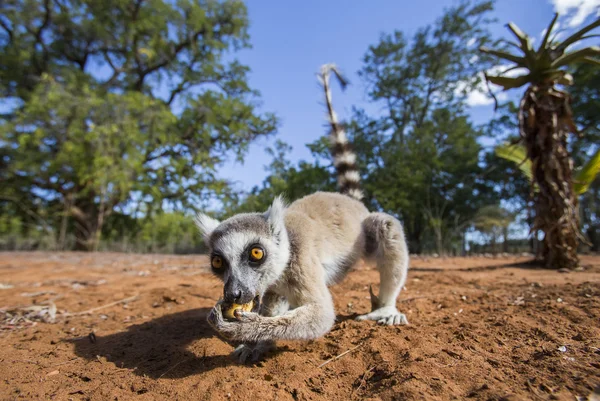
[352,366,375,396]
[318,343,363,368]
[52,357,80,367]
[159,358,190,379]
[65,294,139,316]
[399,296,429,303]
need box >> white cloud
[464,88,508,107]
[549,0,600,27]
[459,65,527,107]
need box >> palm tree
[480,14,600,269]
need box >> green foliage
[223,140,335,216]
[105,212,203,254]
[494,143,532,181]
[473,205,514,233]
[569,63,600,250]
[495,141,600,195]
[575,150,600,194]
[348,0,499,253]
[481,13,600,89]
[0,0,278,250]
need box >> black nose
[224,279,253,304]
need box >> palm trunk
[522,86,580,269]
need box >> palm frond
[479,47,526,66]
[551,46,600,69]
[485,74,530,90]
[580,56,600,66]
[538,13,559,54]
[555,17,600,53]
[494,142,532,181]
[574,149,600,195]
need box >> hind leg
[356,213,409,325]
[231,291,288,363]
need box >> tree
[473,205,515,253]
[569,62,600,251]
[481,14,600,268]
[348,0,499,254]
[223,139,335,216]
[0,0,277,250]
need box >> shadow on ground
[71,308,247,379]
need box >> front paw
[356,306,409,325]
[207,302,236,339]
[207,303,261,341]
[232,341,274,364]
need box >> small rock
[557,298,563,303]
[46,370,59,376]
[558,345,567,352]
[558,268,571,273]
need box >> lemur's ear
[264,195,287,239]
[195,213,220,243]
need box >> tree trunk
[434,227,443,257]
[522,86,580,269]
[527,203,535,254]
[502,225,509,253]
[71,199,103,252]
[58,194,73,251]
[406,217,423,254]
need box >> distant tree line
[1,0,599,261]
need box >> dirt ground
[0,252,598,401]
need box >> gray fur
[199,192,409,363]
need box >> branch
[23,0,51,73]
[0,17,13,41]
[69,205,88,223]
[134,27,207,90]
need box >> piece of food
[223,300,254,320]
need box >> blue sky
[217,0,599,192]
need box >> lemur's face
[195,199,290,308]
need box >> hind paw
[231,342,274,364]
[356,306,408,326]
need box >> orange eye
[250,247,264,261]
[211,256,223,269]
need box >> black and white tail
[318,63,363,201]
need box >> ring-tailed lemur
[196,64,409,363]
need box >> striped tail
[318,63,364,201]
